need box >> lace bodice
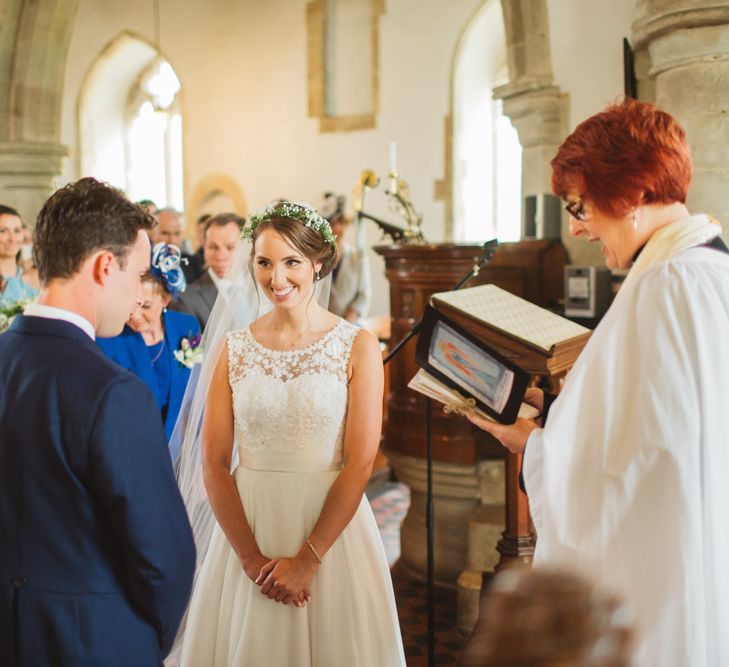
[226,320,359,462]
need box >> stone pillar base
[387,450,483,585]
[387,449,508,637]
[0,141,67,223]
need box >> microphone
[470,239,499,281]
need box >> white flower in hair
[242,201,337,248]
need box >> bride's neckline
[247,319,345,354]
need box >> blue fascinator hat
[150,242,187,299]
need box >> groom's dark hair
[33,177,155,285]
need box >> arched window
[125,60,183,209]
[79,34,184,210]
[452,1,522,242]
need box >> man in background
[192,213,211,270]
[171,212,243,330]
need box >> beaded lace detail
[226,320,359,453]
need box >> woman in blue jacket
[98,243,201,444]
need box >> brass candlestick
[352,169,427,245]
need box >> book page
[408,370,539,422]
[432,284,589,352]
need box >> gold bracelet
[306,538,322,564]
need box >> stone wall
[634,1,729,235]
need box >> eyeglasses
[564,197,588,222]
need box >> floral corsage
[0,298,34,334]
[174,334,203,368]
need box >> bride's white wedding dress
[180,320,405,666]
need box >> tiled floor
[368,479,465,666]
[367,479,410,565]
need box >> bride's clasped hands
[255,546,320,607]
[239,550,313,608]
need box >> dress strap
[226,328,255,384]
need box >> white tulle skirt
[180,459,405,666]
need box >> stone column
[0,0,79,221]
[633,1,729,234]
[456,459,505,635]
[493,0,596,264]
[0,142,67,223]
[495,85,569,198]
[387,451,483,586]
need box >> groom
[0,179,196,666]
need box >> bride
[176,202,405,666]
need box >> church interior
[2,0,728,665]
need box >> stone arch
[188,173,248,238]
[0,0,79,221]
[78,31,185,209]
[441,0,568,240]
[494,0,569,206]
[449,0,522,242]
[9,0,79,143]
[77,32,158,186]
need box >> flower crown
[242,201,337,248]
[150,243,187,299]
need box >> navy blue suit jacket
[97,310,200,442]
[0,315,196,666]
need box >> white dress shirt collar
[24,303,96,340]
[207,267,232,294]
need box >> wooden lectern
[375,239,587,579]
[432,292,590,567]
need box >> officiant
[468,99,729,666]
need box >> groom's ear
[89,250,116,287]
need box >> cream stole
[625,214,722,288]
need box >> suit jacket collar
[198,272,218,311]
[9,314,102,353]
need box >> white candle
[389,141,398,174]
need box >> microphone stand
[380,238,499,666]
[358,210,408,244]
[384,239,498,365]
[354,173,499,666]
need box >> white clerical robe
[524,217,729,666]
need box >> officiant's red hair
[551,98,692,219]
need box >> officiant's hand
[467,413,540,454]
[523,388,544,413]
[257,555,317,607]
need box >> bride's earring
[315,270,320,281]
[632,207,640,230]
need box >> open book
[431,284,590,354]
[408,368,540,423]
[410,305,541,424]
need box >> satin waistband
[237,448,343,473]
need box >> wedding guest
[137,198,158,216]
[0,205,39,307]
[18,224,37,276]
[0,177,195,665]
[192,213,211,269]
[469,99,729,666]
[176,202,405,665]
[320,193,371,322]
[461,568,633,667]
[97,243,201,443]
[152,208,203,284]
[171,212,244,330]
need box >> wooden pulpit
[432,291,590,567]
[375,239,586,581]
